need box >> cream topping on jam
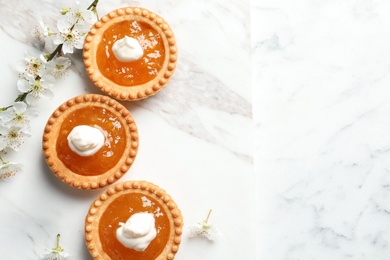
[116,212,157,251]
[67,125,105,156]
[112,36,143,62]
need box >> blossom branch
[0,0,99,181]
[88,0,100,19]
[45,43,63,62]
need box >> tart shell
[42,94,139,190]
[83,7,178,101]
[85,180,183,259]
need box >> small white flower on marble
[17,74,55,105]
[0,102,39,127]
[39,249,70,260]
[0,161,23,180]
[45,57,71,79]
[188,209,218,241]
[39,234,70,260]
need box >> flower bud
[60,7,69,15]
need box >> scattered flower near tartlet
[39,234,70,260]
[188,209,218,241]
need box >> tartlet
[83,7,177,101]
[85,181,183,259]
[42,94,139,190]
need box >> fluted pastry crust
[83,7,177,101]
[85,180,183,259]
[42,94,139,189]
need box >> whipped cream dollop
[116,212,157,251]
[112,36,143,62]
[67,125,105,157]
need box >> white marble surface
[254,0,390,259]
[0,0,254,259]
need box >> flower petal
[56,57,71,67]
[44,74,56,84]
[43,88,54,98]
[62,41,74,54]
[0,139,7,151]
[0,110,14,123]
[25,107,40,118]
[16,60,28,73]
[57,18,72,33]
[0,125,9,135]
[53,34,65,45]
[44,37,57,53]
[17,79,30,93]
[81,10,97,24]
[26,93,39,105]
[73,37,84,49]
[12,102,27,114]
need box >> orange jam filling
[97,20,165,86]
[56,106,126,176]
[99,193,170,259]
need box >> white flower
[34,18,55,42]
[17,74,55,105]
[16,52,46,77]
[188,221,218,241]
[39,249,70,260]
[0,161,23,180]
[0,102,39,127]
[39,234,70,260]
[0,125,31,151]
[53,18,86,54]
[188,209,218,241]
[45,57,71,78]
[65,2,97,26]
[53,1,97,55]
[33,18,60,53]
